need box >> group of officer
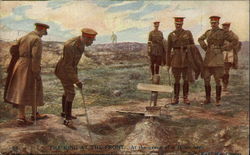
[3,15,241,129]
[148,16,241,107]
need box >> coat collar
[174,28,184,33]
[31,31,42,38]
[173,28,184,35]
[211,27,220,32]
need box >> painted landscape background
[0,40,249,154]
[0,0,249,154]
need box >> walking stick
[168,68,173,104]
[34,79,37,126]
[75,85,93,143]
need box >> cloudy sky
[0,0,249,44]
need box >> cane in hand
[74,84,93,143]
[34,79,37,126]
[167,67,173,104]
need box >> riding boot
[203,85,211,104]
[216,85,222,106]
[61,96,77,119]
[171,83,180,105]
[183,82,190,105]
[61,95,66,117]
[63,101,76,130]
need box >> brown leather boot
[202,85,211,105]
[216,85,222,106]
[61,97,77,119]
[64,101,77,130]
[68,101,77,119]
[31,112,48,121]
[61,95,66,118]
[171,83,180,105]
[183,82,190,105]
[222,74,229,91]
[63,119,76,130]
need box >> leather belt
[208,45,222,49]
[173,47,187,50]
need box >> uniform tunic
[167,29,195,82]
[55,36,85,102]
[198,27,238,85]
[148,30,165,65]
[5,31,44,106]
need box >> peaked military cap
[81,28,98,38]
[174,17,185,24]
[209,16,221,23]
[35,23,50,29]
[153,21,160,25]
[222,22,231,26]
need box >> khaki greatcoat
[5,31,44,106]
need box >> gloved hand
[75,81,83,89]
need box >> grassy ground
[0,60,249,154]
[0,61,202,121]
[0,59,248,123]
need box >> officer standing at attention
[148,21,166,80]
[198,16,238,106]
[166,17,195,105]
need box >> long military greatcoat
[55,36,85,84]
[198,27,238,67]
[5,31,44,106]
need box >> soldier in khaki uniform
[198,16,238,106]
[166,17,195,105]
[148,21,166,80]
[4,23,49,125]
[221,22,241,91]
[55,28,97,129]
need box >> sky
[0,0,249,44]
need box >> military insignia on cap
[81,28,98,38]
[174,17,185,24]
[222,22,231,26]
[209,16,221,23]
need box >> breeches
[60,79,75,102]
[204,67,224,86]
[150,55,162,65]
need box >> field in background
[0,41,249,123]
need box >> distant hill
[43,41,147,53]
[88,42,147,53]
[0,40,249,68]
